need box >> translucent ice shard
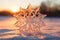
[14,5,46,39]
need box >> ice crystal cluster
[14,5,46,38]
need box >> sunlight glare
[11,7,19,12]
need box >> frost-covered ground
[0,16,60,40]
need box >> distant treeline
[40,9,60,17]
[40,1,60,17]
[0,10,14,16]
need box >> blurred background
[40,0,60,17]
[0,0,60,17]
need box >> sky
[0,0,60,12]
[0,0,44,11]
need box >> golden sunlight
[10,7,20,12]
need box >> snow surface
[0,16,60,40]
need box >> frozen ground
[0,16,60,40]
